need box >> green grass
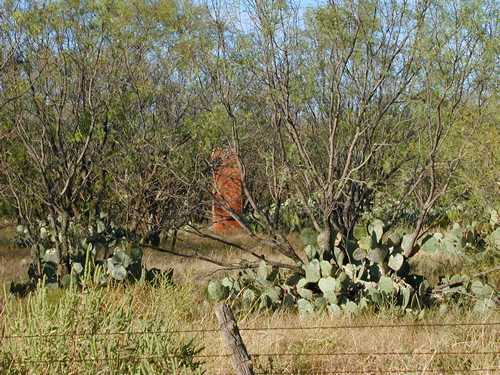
[1,281,206,374]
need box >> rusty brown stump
[212,148,243,234]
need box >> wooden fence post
[215,303,254,375]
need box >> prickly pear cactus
[206,219,498,316]
[11,213,167,295]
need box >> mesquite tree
[0,0,210,277]
[198,0,495,267]
[0,0,496,278]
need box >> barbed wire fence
[1,304,499,374]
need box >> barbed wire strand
[2,321,498,340]
[240,321,500,331]
[250,351,499,357]
[253,368,500,374]
[13,353,229,364]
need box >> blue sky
[300,0,327,8]
[229,0,327,31]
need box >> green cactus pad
[318,276,337,294]
[297,278,314,300]
[470,281,494,299]
[388,253,404,271]
[379,276,395,295]
[319,260,333,277]
[304,244,318,261]
[368,219,384,243]
[367,247,388,264]
[207,280,229,301]
[297,298,314,315]
[352,248,367,261]
[304,259,321,283]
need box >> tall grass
[1,278,498,374]
[0,280,206,374]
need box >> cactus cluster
[434,274,498,314]
[420,208,499,257]
[11,213,170,295]
[420,223,465,255]
[293,221,426,315]
[206,217,498,316]
[207,260,290,310]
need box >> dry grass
[0,227,499,374]
[0,226,30,290]
[1,277,498,374]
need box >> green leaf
[301,228,317,247]
[257,260,271,282]
[111,250,131,268]
[72,262,83,274]
[342,301,358,315]
[313,297,328,311]
[384,232,402,247]
[366,286,382,304]
[353,223,368,240]
[221,277,235,290]
[334,247,345,266]
[242,289,257,305]
[318,276,337,294]
[324,291,337,305]
[317,230,331,251]
[108,264,127,281]
[96,220,106,234]
[487,227,500,249]
[42,248,59,264]
[400,286,411,309]
[259,295,272,310]
[420,235,440,253]
[262,286,281,303]
[490,209,498,227]
[473,298,496,314]
[358,297,368,311]
[304,244,318,260]
[470,281,493,299]
[358,235,374,250]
